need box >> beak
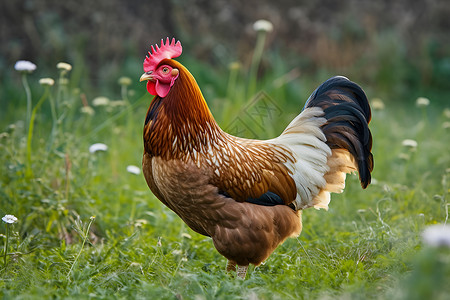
[140,72,154,82]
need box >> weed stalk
[21,73,33,130]
[67,216,95,280]
[25,87,50,178]
[3,223,10,266]
[248,31,268,100]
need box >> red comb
[143,38,182,72]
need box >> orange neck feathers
[143,60,221,159]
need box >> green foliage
[1,45,449,300]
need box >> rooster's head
[140,38,182,98]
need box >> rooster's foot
[236,265,248,279]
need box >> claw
[226,260,248,279]
[236,265,248,279]
[226,260,236,272]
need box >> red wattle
[147,81,157,96]
[155,81,171,98]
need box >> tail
[303,76,373,188]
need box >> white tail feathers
[271,107,359,210]
[311,149,357,210]
[269,108,330,209]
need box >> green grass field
[0,50,449,299]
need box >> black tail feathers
[304,76,374,188]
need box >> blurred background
[0,2,449,297]
[1,0,449,102]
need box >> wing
[201,133,298,206]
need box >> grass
[0,45,449,299]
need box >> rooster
[139,38,373,279]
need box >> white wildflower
[371,98,385,110]
[7,124,16,132]
[56,62,72,72]
[80,106,95,115]
[172,249,183,256]
[112,127,122,135]
[444,108,450,119]
[89,143,108,153]
[398,153,410,160]
[110,100,127,107]
[134,219,148,227]
[39,78,55,86]
[402,139,418,148]
[416,97,430,107]
[2,215,18,224]
[118,77,132,86]
[14,60,36,73]
[72,88,81,96]
[126,165,141,175]
[92,97,110,107]
[422,224,450,247]
[228,62,242,70]
[181,233,192,239]
[253,19,274,32]
[129,262,142,269]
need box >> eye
[162,67,169,74]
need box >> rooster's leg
[226,260,236,272]
[236,265,248,279]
